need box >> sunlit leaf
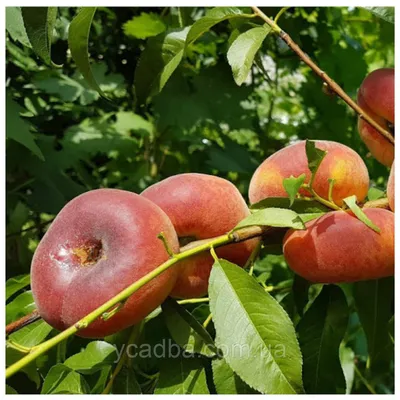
[21,7,59,66]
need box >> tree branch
[6,310,41,336]
[251,6,394,145]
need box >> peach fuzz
[357,68,394,167]
[387,162,394,212]
[249,140,369,207]
[283,208,394,283]
[142,173,259,298]
[31,189,179,338]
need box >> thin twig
[251,6,394,145]
[5,224,271,379]
[102,322,144,394]
[6,310,41,336]
[203,313,213,328]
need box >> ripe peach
[357,68,394,167]
[387,162,395,212]
[31,189,179,338]
[249,140,369,207]
[283,208,394,283]
[141,173,259,298]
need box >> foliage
[5,6,394,394]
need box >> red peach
[142,173,259,298]
[283,208,394,283]
[249,140,369,207]
[387,162,395,212]
[357,68,394,167]
[31,189,179,338]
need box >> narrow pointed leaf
[234,208,305,230]
[227,25,270,86]
[343,195,380,233]
[68,7,106,98]
[353,277,394,375]
[186,7,245,45]
[6,7,31,47]
[305,139,327,175]
[250,197,330,213]
[209,259,304,394]
[21,7,59,66]
[134,27,189,104]
[297,285,349,394]
[340,345,355,394]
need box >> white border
[1,2,398,399]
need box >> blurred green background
[5,7,394,394]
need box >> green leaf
[6,274,31,301]
[9,320,53,347]
[114,111,154,137]
[21,7,59,66]
[305,139,327,176]
[250,197,330,214]
[209,259,304,394]
[283,174,306,206]
[6,94,44,160]
[134,27,189,105]
[90,366,111,394]
[6,384,18,394]
[64,341,117,374]
[155,356,210,394]
[6,291,36,324]
[353,277,394,375]
[233,208,305,231]
[212,357,258,394]
[6,7,31,47]
[186,7,245,45]
[123,13,166,39]
[343,195,380,233]
[227,25,270,86]
[68,7,106,98]
[367,187,385,201]
[292,274,311,317]
[340,345,355,394]
[41,364,90,394]
[112,366,141,394]
[6,345,40,387]
[388,315,394,344]
[364,7,394,24]
[162,298,217,357]
[297,285,349,394]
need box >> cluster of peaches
[31,68,394,338]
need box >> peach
[387,162,394,212]
[141,173,259,298]
[283,208,394,283]
[31,189,179,338]
[357,68,394,167]
[249,140,369,207]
